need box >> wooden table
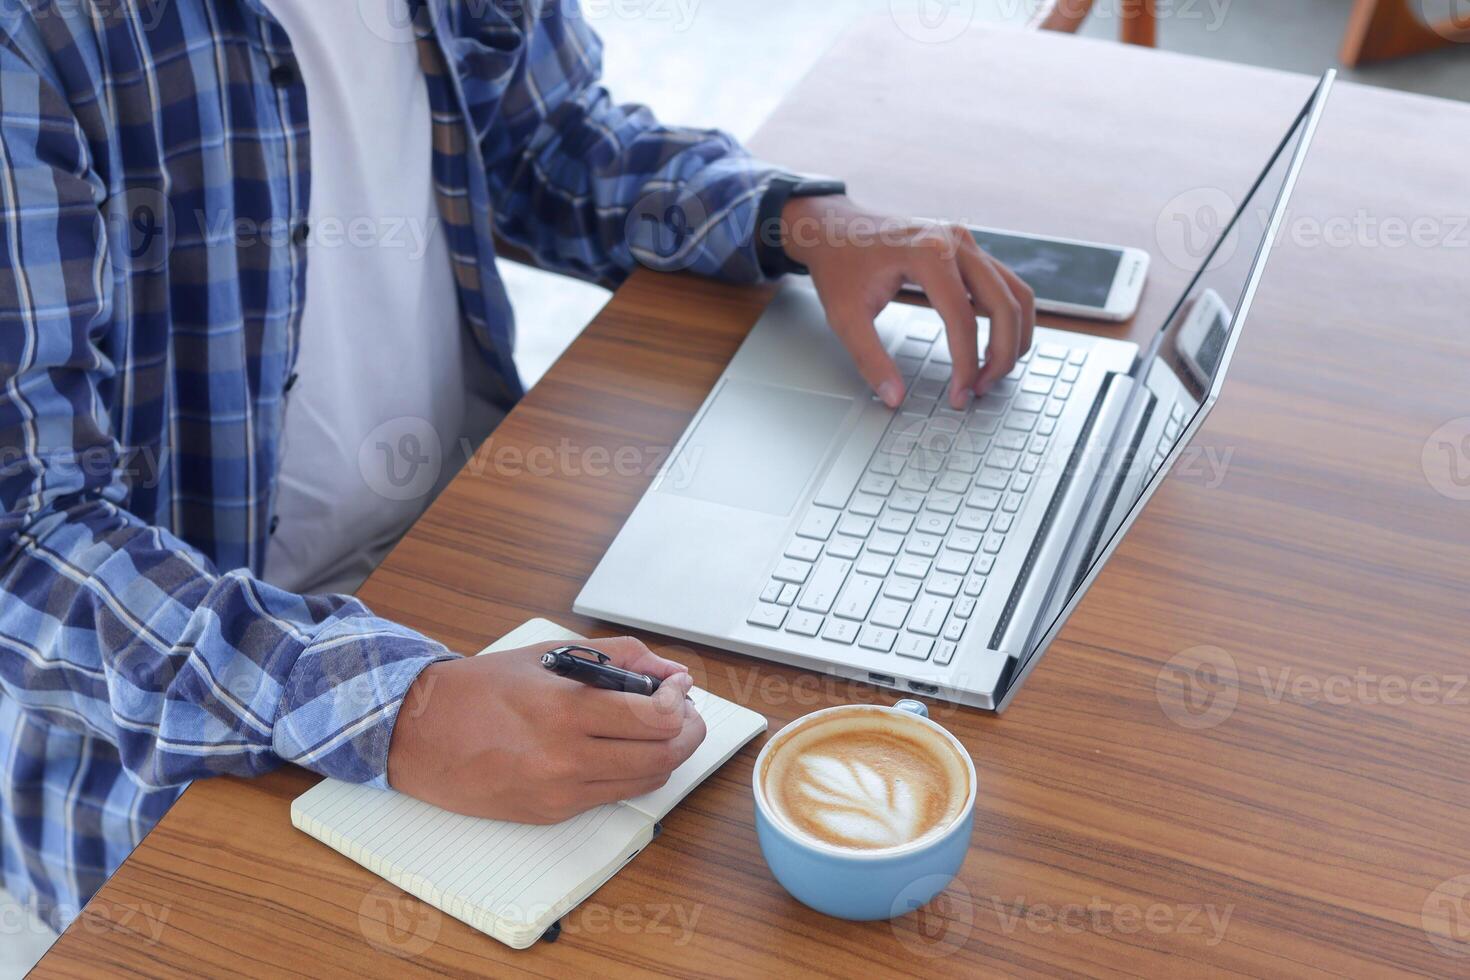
[35,23,1470,978]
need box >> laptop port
[907,680,940,696]
[868,672,898,688]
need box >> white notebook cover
[291,619,767,949]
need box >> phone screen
[969,229,1122,309]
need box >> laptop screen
[1007,74,1334,698]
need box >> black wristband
[755,176,848,278]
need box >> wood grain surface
[34,23,1470,979]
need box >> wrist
[779,194,855,269]
[754,176,848,277]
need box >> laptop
[576,73,1335,710]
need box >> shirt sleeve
[479,0,784,285]
[0,31,451,791]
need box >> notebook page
[623,686,767,822]
[292,781,650,948]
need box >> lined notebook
[291,619,767,949]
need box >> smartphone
[903,224,1150,322]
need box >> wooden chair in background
[1031,0,1470,66]
[1030,0,1158,47]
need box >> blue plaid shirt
[0,0,778,931]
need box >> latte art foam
[762,713,969,852]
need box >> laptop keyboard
[747,324,1089,667]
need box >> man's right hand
[386,637,705,823]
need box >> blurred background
[508,0,1470,387]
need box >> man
[0,0,1033,933]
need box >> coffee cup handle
[893,698,929,719]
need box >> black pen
[540,645,661,696]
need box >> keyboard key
[785,538,822,562]
[946,451,981,474]
[773,559,811,584]
[925,492,963,515]
[797,557,850,613]
[936,549,972,576]
[883,576,922,601]
[860,472,896,496]
[898,338,931,359]
[916,512,952,536]
[910,595,951,636]
[827,534,863,560]
[834,574,883,621]
[748,603,786,629]
[1012,475,1032,494]
[955,510,991,534]
[973,555,995,575]
[930,343,953,366]
[918,362,950,383]
[881,432,919,457]
[897,355,924,380]
[897,469,936,493]
[867,531,904,555]
[1020,454,1040,474]
[895,555,931,579]
[995,430,1027,452]
[870,599,909,630]
[908,448,944,473]
[942,617,967,642]
[877,509,915,534]
[858,626,897,652]
[1037,342,1068,360]
[823,619,860,644]
[966,412,1001,434]
[889,489,925,513]
[1054,382,1074,401]
[1067,347,1087,365]
[1038,417,1057,436]
[989,448,1022,470]
[1004,412,1038,432]
[837,514,874,538]
[901,389,938,416]
[956,596,977,618]
[966,488,1002,511]
[1029,355,1061,376]
[934,472,968,496]
[935,641,958,666]
[994,513,1014,534]
[976,468,1009,490]
[870,452,905,477]
[849,493,885,517]
[896,634,934,661]
[983,533,1005,554]
[925,573,963,598]
[778,583,799,606]
[907,317,942,342]
[964,575,986,597]
[949,529,983,552]
[927,415,960,434]
[760,579,783,603]
[786,611,823,636]
[905,533,943,558]
[857,552,893,578]
[1003,492,1024,513]
[1021,375,1053,396]
[1060,363,1081,383]
[1044,399,1065,418]
[797,506,840,540]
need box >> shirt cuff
[271,616,455,786]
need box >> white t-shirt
[260,0,502,596]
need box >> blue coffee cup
[752,699,976,921]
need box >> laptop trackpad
[659,380,851,517]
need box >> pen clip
[558,644,611,665]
